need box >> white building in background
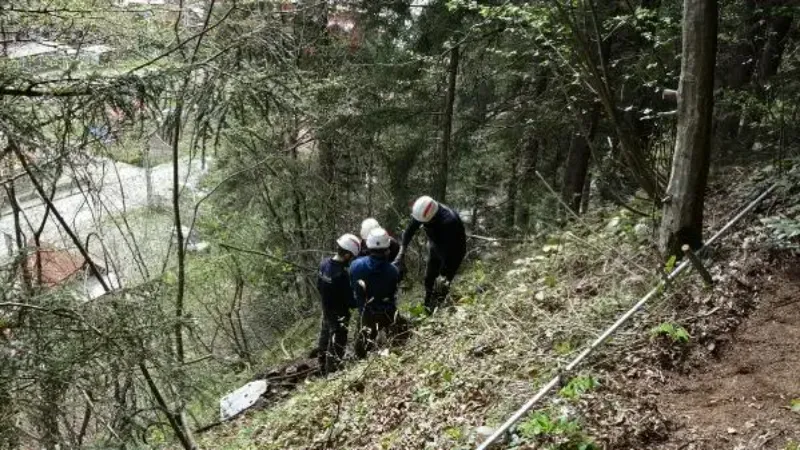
[3,41,115,68]
[3,41,76,68]
[4,41,75,59]
[117,0,166,6]
[78,44,114,64]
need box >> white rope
[476,183,778,450]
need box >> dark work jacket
[349,255,400,314]
[317,257,355,317]
[400,204,466,253]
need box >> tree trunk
[318,139,336,186]
[434,45,460,203]
[38,377,65,450]
[516,137,540,230]
[287,121,309,253]
[3,181,32,294]
[561,105,599,214]
[558,0,661,199]
[171,102,186,366]
[717,1,792,149]
[145,139,154,207]
[735,7,792,149]
[659,0,718,255]
[505,141,520,230]
[580,170,592,214]
[757,13,793,84]
[387,139,423,232]
[0,384,17,449]
[721,0,757,89]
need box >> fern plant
[651,322,691,344]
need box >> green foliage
[517,411,596,450]
[651,322,691,344]
[762,216,800,238]
[761,204,800,249]
[554,340,575,355]
[470,260,488,286]
[380,431,399,449]
[444,426,463,441]
[408,302,429,319]
[517,411,578,438]
[412,387,434,404]
[559,375,600,400]
[663,255,677,275]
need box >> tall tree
[659,0,719,255]
[434,46,460,202]
[561,105,599,214]
[756,7,793,85]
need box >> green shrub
[559,375,599,400]
[650,322,690,344]
[516,410,596,450]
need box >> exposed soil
[651,261,800,450]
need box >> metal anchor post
[681,244,714,287]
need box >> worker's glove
[433,276,450,296]
[357,280,367,296]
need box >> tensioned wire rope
[476,181,779,450]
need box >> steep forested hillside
[198,161,800,450]
[1,0,799,449]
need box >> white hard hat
[411,196,439,222]
[336,233,361,256]
[360,218,380,240]
[366,227,391,250]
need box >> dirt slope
[652,261,800,449]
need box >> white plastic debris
[220,380,268,421]
[474,426,505,447]
[634,222,651,239]
[475,426,495,440]
[605,216,622,232]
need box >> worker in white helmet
[359,217,401,261]
[394,195,466,314]
[349,227,409,358]
[316,233,361,375]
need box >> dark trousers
[424,242,466,313]
[317,310,350,375]
[354,309,410,359]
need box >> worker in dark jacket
[359,217,401,262]
[316,233,361,375]
[350,227,409,359]
[394,196,467,314]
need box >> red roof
[25,246,86,287]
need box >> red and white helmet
[366,227,391,250]
[360,218,380,240]
[411,195,439,222]
[336,233,361,256]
